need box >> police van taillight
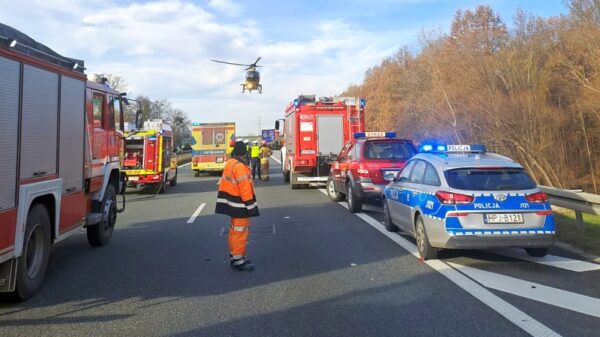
[435,191,474,204]
[526,191,548,203]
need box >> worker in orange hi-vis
[215,141,260,271]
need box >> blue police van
[382,144,555,260]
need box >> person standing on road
[215,141,260,271]
[259,141,273,181]
[250,140,261,180]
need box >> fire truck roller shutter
[0,56,19,211]
[317,116,343,155]
[59,76,85,193]
[20,65,59,179]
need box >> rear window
[363,141,416,160]
[445,168,536,191]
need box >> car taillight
[526,192,548,203]
[357,168,370,178]
[435,191,474,204]
[192,157,198,164]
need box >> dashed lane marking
[448,262,600,319]
[316,188,560,337]
[490,248,600,272]
[187,203,206,224]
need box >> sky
[0,0,568,136]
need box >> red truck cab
[327,132,417,213]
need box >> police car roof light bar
[420,144,486,153]
[353,131,396,139]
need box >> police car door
[389,160,415,227]
[399,160,427,231]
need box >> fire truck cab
[0,24,126,300]
[277,95,365,189]
[123,119,178,193]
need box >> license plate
[128,176,139,182]
[216,157,224,163]
[382,170,398,181]
[484,213,524,224]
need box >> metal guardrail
[540,185,600,231]
[174,150,192,165]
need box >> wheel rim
[25,224,45,279]
[416,219,425,252]
[104,196,116,232]
[347,185,353,207]
[328,180,336,196]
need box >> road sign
[262,129,275,143]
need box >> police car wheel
[327,177,344,202]
[347,183,362,213]
[525,247,549,257]
[415,215,438,260]
[383,200,398,232]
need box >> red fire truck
[0,24,126,300]
[276,95,365,189]
[123,119,178,192]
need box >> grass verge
[554,208,600,257]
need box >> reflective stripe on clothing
[229,217,250,256]
[231,226,247,232]
[221,173,252,184]
[215,158,260,218]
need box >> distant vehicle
[191,122,236,175]
[327,132,417,213]
[277,95,366,189]
[382,144,555,260]
[123,119,178,193]
[0,23,127,300]
[210,57,291,93]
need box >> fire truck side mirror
[275,120,280,130]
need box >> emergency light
[359,98,366,107]
[420,144,486,153]
[293,98,300,107]
[353,132,396,139]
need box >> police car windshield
[444,168,536,191]
[363,140,415,160]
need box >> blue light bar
[293,98,300,107]
[437,145,446,152]
[191,122,200,126]
[354,131,396,139]
[354,132,366,139]
[420,144,487,153]
[360,98,366,107]
[421,144,433,152]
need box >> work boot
[230,258,255,271]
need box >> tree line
[103,74,192,151]
[343,0,600,192]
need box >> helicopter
[210,57,289,94]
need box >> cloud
[0,0,419,135]
[208,0,242,17]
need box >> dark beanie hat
[232,141,248,156]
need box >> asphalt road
[1,156,599,337]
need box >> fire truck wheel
[283,170,290,183]
[346,183,363,213]
[15,204,51,301]
[169,169,178,186]
[327,177,345,202]
[87,184,117,247]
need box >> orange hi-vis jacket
[215,158,260,218]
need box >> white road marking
[490,248,600,272]
[187,203,206,224]
[317,188,560,337]
[448,262,600,319]
[178,162,191,168]
[270,155,281,164]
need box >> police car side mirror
[395,175,408,183]
[275,120,280,130]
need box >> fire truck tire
[194,171,200,177]
[169,169,178,186]
[87,184,117,247]
[346,183,363,213]
[14,204,51,301]
[283,170,290,183]
[327,177,345,202]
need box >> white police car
[382,144,555,260]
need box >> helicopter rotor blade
[211,60,250,67]
[252,57,262,66]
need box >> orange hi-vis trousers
[229,217,250,259]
